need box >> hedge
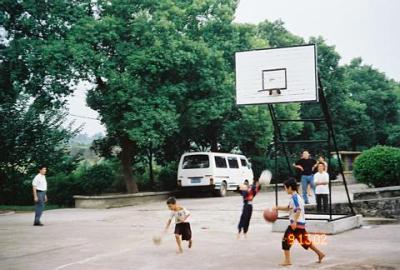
[353,145,400,187]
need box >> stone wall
[353,186,400,200]
[74,191,171,209]
[305,185,400,219]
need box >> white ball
[153,235,162,245]
[259,170,272,185]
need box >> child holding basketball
[165,197,192,254]
[273,177,325,266]
[236,179,261,239]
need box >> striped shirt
[288,193,306,229]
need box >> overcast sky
[67,0,400,135]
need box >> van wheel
[244,180,249,185]
[218,181,227,197]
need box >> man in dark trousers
[293,151,316,204]
[32,165,48,226]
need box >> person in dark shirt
[293,151,317,204]
[236,179,261,239]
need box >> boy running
[273,177,325,266]
[165,197,192,254]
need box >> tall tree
[69,0,244,192]
[343,58,400,147]
[0,0,86,203]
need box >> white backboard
[235,44,318,105]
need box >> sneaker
[33,222,44,226]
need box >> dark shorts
[174,222,192,241]
[282,225,311,250]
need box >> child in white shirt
[314,162,330,213]
[165,197,192,254]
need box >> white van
[177,152,254,197]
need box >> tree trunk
[210,123,219,152]
[211,138,218,152]
[148,147,154,186]
[119,136,139,193]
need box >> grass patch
[0,204,63,212]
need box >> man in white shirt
[32,165,48,226]
[314,163,330,213]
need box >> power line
[69,113,99,121]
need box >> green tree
[69,0,245,192]
[0,0,86,204]
[343,58,400,147]
[256,20,304,48]
[298,37,374,151]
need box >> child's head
[166,196,177,210]
[317,162,326,172]
[283,177,298,194]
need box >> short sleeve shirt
[295,158,317,176]
[170,208,190,224]
[288,193,306,228]
[32,174,47,191]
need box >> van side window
[182,154,210,169]
[240,158,247,167]
[227,157,239,169]
[215,156,227,168]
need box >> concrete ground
[1,184,399,270]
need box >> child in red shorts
[273,177,325,266]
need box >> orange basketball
[263,208,278,222]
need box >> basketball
[152,235,162,245]
[263,208,278,222]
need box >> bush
[353,145,400,187]
[157,161,178,191]
[47,161,118,206]
[0,172,34,205]
[133,160,161,191]
[78,162,116,195]
[327,157,339,180]
[47,173,80,206]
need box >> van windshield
[182,155,210,169]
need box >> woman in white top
[314,162,330,213]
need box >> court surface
[1,185,399,270]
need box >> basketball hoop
[268,89,281,96]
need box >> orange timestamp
[288,233,328,246]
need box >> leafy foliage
[354,146,400,187]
